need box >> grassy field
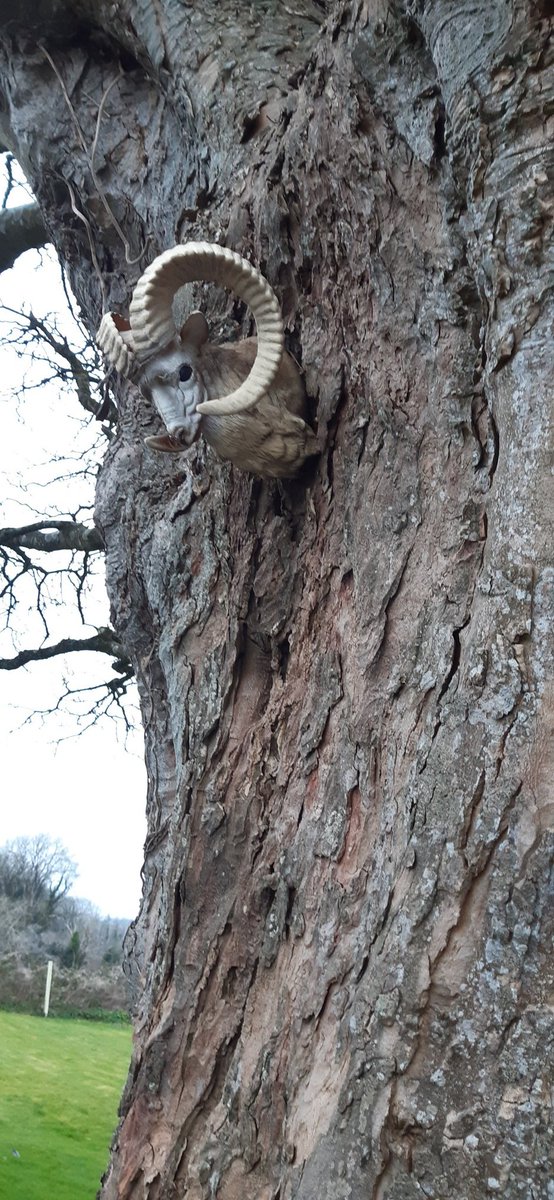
[0,1010,131,1200]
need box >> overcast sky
[0,162,146,919]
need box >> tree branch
[25,309,104,419]
[0,627,129,670]
[0,202,49,271]
[0,305,115,424]
[0,520,104,554]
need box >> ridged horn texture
[97,313,138,378]
[128,242,285,416]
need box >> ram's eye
[179,363,193,383]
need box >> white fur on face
[141,343,207,444]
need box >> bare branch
[0,520,104,554]
[0,202,49,272]
[25,661,138,738]
[0,158,130,730]
[26,309,102,418]
[0,626,129,670]
[1,152,15,207]
[0,304,116,424]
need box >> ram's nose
[167,420,201,446]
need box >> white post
[43,960,53,1017]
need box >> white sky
[0,163,146,920]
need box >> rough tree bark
[0,2,552,1198]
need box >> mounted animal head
[97,242,287,449]
[97,242,318,478]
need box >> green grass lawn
[0,1010,131,1200]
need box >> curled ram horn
[96,312,139,379]
[127,242,285,416]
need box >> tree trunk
[1,2,551,1197]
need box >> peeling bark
[0,2,552,1198]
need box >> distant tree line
[0,834,76,918]
[0,834,128,971]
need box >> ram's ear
[179,311,209,349]
[144,434,184,454]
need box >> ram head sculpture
[96,242,318,478]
